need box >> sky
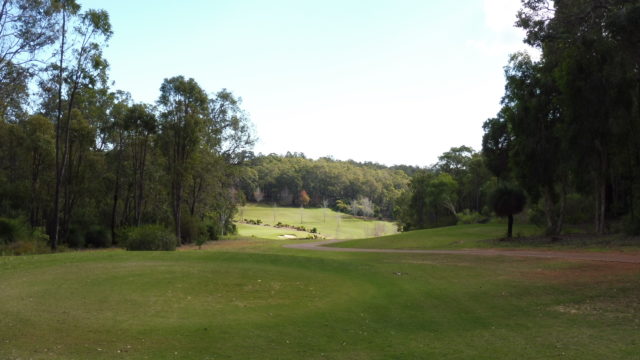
[81,0,532,167]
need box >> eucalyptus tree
[21,114,55,227]
[125,104,157,225]
[45,1,112,249]
[184,89,255,227]
[157,76,209,241]
[515,0,640,234]
[0,0,60,121]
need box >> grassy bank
[332,223,640,251]
[1,238,639,359]
[235,204,397,239]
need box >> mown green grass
[333,222,640,251]
[0,240,639,359]
[333,223,542,250]
[236,204,397,239]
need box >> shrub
[205,221,221,241]
[124,225,177,251]
[2,239,50,256]
[0,222,50,256]
[84,226,112,248]
[624,215,640,236]
[564,193,593,224]
[0,217,29,244]
[180,215,208,244]
[456,209,485,225]
[527,205,546,228]
[67,226,85,248]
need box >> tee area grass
[332,222,640,251]
[1,235,639,359]
[235,203,397,240]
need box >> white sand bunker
[277,234,298,239]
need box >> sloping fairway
[236,204,397,239]
[333,223,543,250]
[235,223,311,240]
[1,241,639,359]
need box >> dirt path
[284,239,640,264]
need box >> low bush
[0,217,29,244]
[623,215,640,235]
[85,226,112,248]
[2,239,50,256]
[564,194,594,224]
[181,215,208,244]
[456,210,486,225]
[0,221,50,255]
[67,226,85,248]
[244,219,263,225]
[123,225,177,251]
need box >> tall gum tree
[48,1,112,249]
[158,76,209,242]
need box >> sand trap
[277,234,298,239]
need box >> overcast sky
[81,0,532,167]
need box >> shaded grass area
[236,204,397,239]
[1,241,639,359]
[333,223,640,251]
[333,223,541,250]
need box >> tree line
[482,0,640,236]
[239,153,410,219]
[393,146,495,231]
[0,0,254,250]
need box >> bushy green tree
[491,184,526,239]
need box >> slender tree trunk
[172,177,183,242]
[110,133,123,244]
[507,214,514,238]
[594,141,608,234]
[51,9,67,250]
[135,136,149,226]
[30,151,41,227]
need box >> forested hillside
[239,153,410,219]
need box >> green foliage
[0,218,49,255]
[180,215,207,244]
[490,184,526,218]
[240,155,409,218]
[481,0,640,236]
[123,225,178,251]
[456,210,485,225]
[396,170,460,231]
[0,239,50,256]
[0,217,29,244]
[491,183,527,238]
[66,226,85,248]
[335,199,350,213]
[527,204,547,228]
[623,215,640,236]
[564,193,594,225]
[84,225,112,248]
